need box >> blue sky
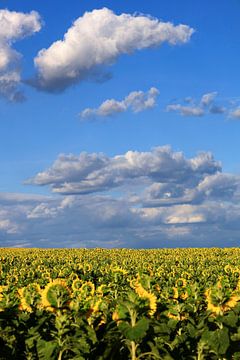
[1,0,240,248]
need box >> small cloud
[80,87,159,120]
[167,104,204,117]
[0,71,26,102]
[200,92,218,106]
[209,105,226,114]
[229,108,240,119]
[0,9,42,101]
[167,91,226,118]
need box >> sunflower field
[1,248,240,359]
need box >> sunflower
[167,312,187,321]
[79,281,95,297]
[18,287,32,312]
[86,298,105,326]
[111,266,128,275]
[96,284,109,296]
[172,287,179,299]
[224,294,240,310]
[205,288,223,316]
[134,281,157,316]
[41,279,70,311]
[18,283,41,312]
[72,278,82,292]
[112,310,120,322]
[175,278,187,288]
[69,272,79,281]
[224,265,233,274]
[0,285,5,301]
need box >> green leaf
[119,318,149,341]
[186,323,197,338]
[202,328,229,356]
[222,311,238,327]
[154,322,171,335]
[36,339,58,360]
[233,352,240,360]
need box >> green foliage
[0,248,240,359]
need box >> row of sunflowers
[1,248,240,359]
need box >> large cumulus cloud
[1,147,240,248]
[26,146,221,194]
[32,8,194,92]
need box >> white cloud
[27,196,75,219]
[0,219,18,234]
[200,91,218,106]
[167,104,204,117]
[80,87,159,119]
[167,91,226,117]
[229,108,240,119]
[32,8,194,92]
[26,146,221,195]
[0,9,41,101]
[0,146,239,248]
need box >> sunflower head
[41,279,70,311]
[134,281,157,316]
[72,278,82,292]
[224,294,240,310]
[175,278,187,288]
[79,281,95,298]
[205,287,224,316]
[18,283,41,312]
[96,284,109,296]
[224,265,233,274]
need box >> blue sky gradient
[1,0,240,247]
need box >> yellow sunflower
[41,279,70,311]
[134,281,157,316]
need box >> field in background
[1,248,240,359]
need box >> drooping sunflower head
[175,278,187,288]
[224,294,240,310]
[111,266,128,275]
[224,264,233,275]
[41,279,70,311]
[0,285,6,302]
[79,281,95,298]
[18,283,41,312]
[172,287,179,299]
[205,288,223,316]
[134,281,157,316]
[69,272,79,282]
[72,278,82,292]
[96,284,109,296]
